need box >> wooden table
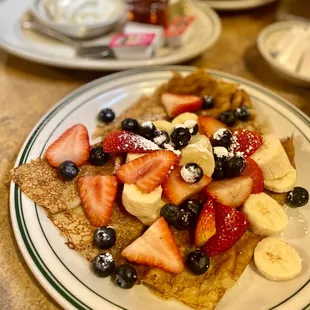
[0,3,309,309]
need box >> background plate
[203,0,277,11]
[10,66,310,310]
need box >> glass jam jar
[127,0,169,27]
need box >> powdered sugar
[141,121,153,129]
[117,131,159,151]
[184,120,198,134]
[213,128,228,140]
[213,146,229,158]
[153,132,167,145]
[180,164,201,183]
[163,143,181,156]
[175,124,186,129]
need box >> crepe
[10,70,295,310]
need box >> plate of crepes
[10,66,310,310]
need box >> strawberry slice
[121,217,184,274]
[198,116,227,139]
[162,166,212,205]
[77,175,118,227]
[231,129,263,158]
[241,158,264,194]
[103,130,159,153]
[161,93,202,118]
[203,202,248,256]
[46,124,90,167]
[116,150,179,193]
[206,176,253,208]
[195,200,216,247]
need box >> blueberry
[184,120,198,135]
[98,108,115,123]
[213,129,233,149]
[175,208,195,230]
[92,253,115,277]
[212,158,225,180]
[191,124,199,135]
[224,156,246,178]
[171,127,191,149]
[58,160,79,180]
[186,250,210,275]
[202,96,215,109]
[93,226,116,250]
[115,264,137,289]
[234,106,250,122]
[180,199,202,218]
[89,146,110,166]
[121,118,140,133]
[287,187,309,207]
[153,130,170,148]
[140,121,156,140]
[219,110,237,127]
[160,204,180,226]
[180,163,203,183]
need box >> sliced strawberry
[195,200,216,247]
[162,166,212,205]
[231,129,263,158]
[161,93,202,118]
[103,130,159,153]
[46,124,90,167]
[241,158,264,194]
[203,202,248,256]
[116,150,179,193]
[122,217,184,274]
[206,176,253,208]
[198,116,227,139]
[77,175,118,227]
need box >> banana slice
[180,134,215,177]
[171,112,198,126]
[153,120,174,135]
[254,237,302,281]
[242,193,288,236]
[126,153,146,163]
[264,167,297,193]
[250,135,292,180]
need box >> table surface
[1,3,310,310]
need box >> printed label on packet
[109,33,156,48]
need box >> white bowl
[30,0,127,39]
[257,20,310,87]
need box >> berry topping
[224,156,246,178]
[115,264,137,289]
[198,116,227,139]
[92,253,115,277]
[186,250,210,275]
[231,129,263,158]
[161,93,202,118]
[202,95,215,109]
[206,176,253,208]
[103,131,159,153]
[121,118,140,133]
[162,166,211,206]
[180,199,203,218]
[89,146,110,166]
[171,127,191,149]
[46,124,90,167]
[93,226,116,250]
[184,120,198,135]
[58,160,79,180]
[218,110,237,127]
[98,108,115,123]
[212,158,225,180]
[213,128,233,149]
[180,163,203,183]
[287,187,309,207]
[203,202,249,256]
[160,204,180,226]
[140,121,156,140]
[77,175,118,227]
[121,217,184,274]
[153,130,170,148]
[240,157,264,194]
[175,208,195,230]
[234,106,250,121]
[116,150,180,193]
[195,200,216,247]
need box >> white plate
[257,21,310,87]
[10,66,310,310]
[202,0,277,11]
[0,0,221,71]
